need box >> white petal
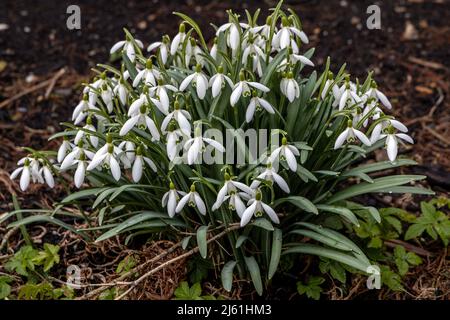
[273,172,290,193]
[43,167,54,188]
[175,193,190,213]
[120,115,139,136]
[212,76,222,98]
[246,99,257,123]
[240,202,257,227]
[196,75,207,99]
[396,133,414,144]
[285,148,298,171]
[110,40,125,54]
[376,89,392,109]
[230,83,243,106]
[194,193,206,215]
[167,192,177,218]
[248,82,270,92]
[386,135,398,162]
[110,156,121,181]
[261,203,280,224]
[74,162,86,188]
[132,156,143,182]
[334,128,350,149]
[258,98,275,114]
[20,167,30,191]
[10,167,23,180]
[353,129,372,146]
[390,120,408,132]
[179,73,195,91]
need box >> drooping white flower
[57,138,71,163]
[184,37,205,67]
[250,15,274,40]
[250,163,290,193]
[86,141,122,181]
[72,95,99,125]
[161,101,192,136]
[334,121,372,149]
[230,72,270,106]
[118,140,136,167]
[184,127,225,165]
[269,138,300,172]
[370,119,408,144]
[39,165,55,188]
[379,127,414,162]
[119,103,160,141]
[113,78,129,105]
[110,37,144,63]
[321,76,334,100]
[133,59,160,87]
[366,82,392,109]
[240,190,280,227]
[208,66,234,98]
[272,17,308,50]
[216,21,249,51]
[74,116,98,147]
[212,173,254,213]
[179,64,209,100]
[245,92,275,123]
[337,82,362,111]
[128,90,164,116]
[165,127,185,161]
[209,38,218,60]
[131,147,157,182]
[60,142,95,170]
[147,35,170,64]
[148,80,178,115]
[100,83,114,113]
[170,23,186,56]
[10,157,42,191]
[280,72,300,103]
[73,155,88,188]
[175,184,206,215]
[162,182,186,218]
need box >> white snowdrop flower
[370,118,408,144]
[10,158,36,191]
[170,23,186,56]
[87,141,122,181]
[225,192,249,218]
[161,101,192,136]
[39,165,55,188]
[366,82,392,109]
[269,137,300,172]
[147,35,170,64]
[73,153,88,188]
[230,72,270,106]
[273,17,308,50]
[57,137,71,163]
[334,120,372,149]
[133,59,160,87]
[246,91,275,123]
[380,129,414,162]
[209,38,218,60]
[184,127,225,165]
[148,80,178,115]
[72,95,99,125]
[337,82,362,111]
[84,76,107,107]
[212,173,254,212]
[179,64,209,100]
[250,162,290,193]
[110,36,144,63]
[321,75,334,100]
[240,190,280,227]
[208,66,234,98]
[280,72,300,103]
[118,140,136,166]
[216,21,249,51]
[60,142,95,171]
[132,146,157,182]
[250,15,274,40]
[119,103,160,141]
[165,127,185,161]
[100,83,114,113]
[162,182,186,218]
[128,90,165,117]
[290,53,314,67]
[175,184,206,215]
[242,36,265,67]
[113,78,128,105]
[74,116,98,147]
[184,37,205,67]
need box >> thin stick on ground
[114,224,241,300]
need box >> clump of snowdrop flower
[9,2,429,295]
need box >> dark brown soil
[0,0,449,300]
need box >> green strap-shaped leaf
[95,211,167,242]
[316,204,360,227]
[326,175,426,204]
[273,196,318,215]
[244,256,263,296]
[221,261,237,292]
[268,228,282,280]
[250,218,274,231]
[290,229,353,251]
[196,225,209,259]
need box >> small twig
[114,225,240,300]
[0,68,65,109]
[384,239,432,257]
[423,124,450,146]
[0,226,20,252]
